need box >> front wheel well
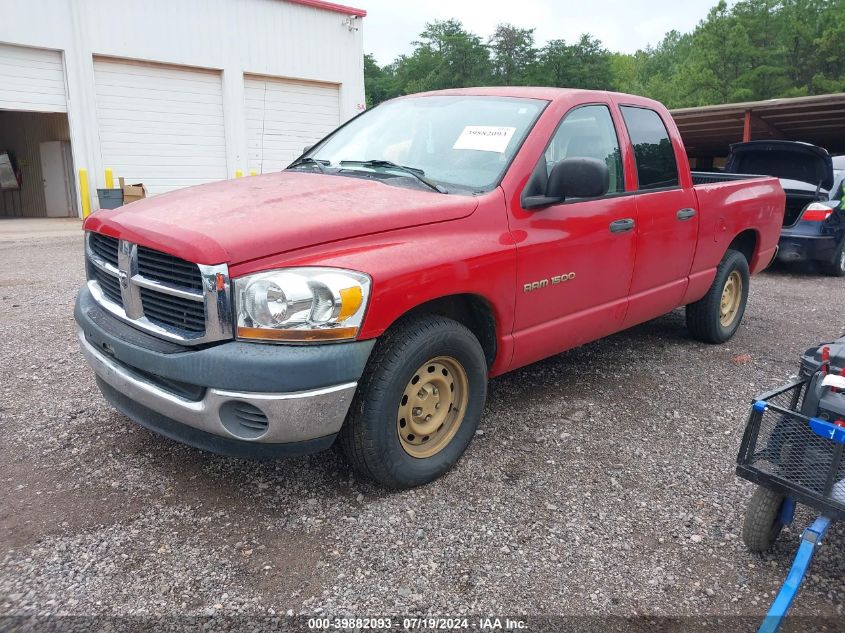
[728,229,758,265]
[390,294,497,369]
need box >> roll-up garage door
[245,76,340,174]
[93,58,228,196]
[0,43,67,113]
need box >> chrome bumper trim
[78,330,356,444]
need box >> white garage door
[0,43,67,112]
[245,76,340,174]
[93,58,228,196]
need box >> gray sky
[354,0,721,65]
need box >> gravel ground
[1,230,845,631]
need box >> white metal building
[0,0,366,218]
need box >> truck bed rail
[692,171,767,186]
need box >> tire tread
[742,487,785,553]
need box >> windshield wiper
[287,157,330,173]
[340,160,448,194]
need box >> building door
[0,43,67,113]
[39,141,73,217]
[245,76,341,174]
[93,58,228,196]
[0,43,75,218]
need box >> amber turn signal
[338,286,363,321]
[237,326,359,342]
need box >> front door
[509,103,637,369]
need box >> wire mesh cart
[736,340,845,633]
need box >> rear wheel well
[392,295,497,369]
[728,230,758,264]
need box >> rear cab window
[620,106,679,190]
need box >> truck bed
[690,173,785,277]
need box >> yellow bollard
[235,169,243,178]
[249,169,257,177]
[79,169,91,219]
[104,168,114,189]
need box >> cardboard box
[119,177,147,204]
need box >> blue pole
[758,516,832,633]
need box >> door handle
[609,218,635,233]
[676,208,697,221]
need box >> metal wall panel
[245,75,340,174]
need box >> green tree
[363,54,397,107]
[362,1,845,109]
[488,23,536,85]
[408,19,492,90]
[609,52,645,95]
[530,35,614,89]
[812,0,845,93]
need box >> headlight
[235,267,371,342]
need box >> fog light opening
[219,401,269,440]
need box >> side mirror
[303,144,314,155]
[523,157,610,210]
[547,157,609,199]
[522,158,610,209]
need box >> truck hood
[84,172,478,265]
[725,140,833,190]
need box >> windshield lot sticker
[453,126,516,153]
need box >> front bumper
[75,286,375,457]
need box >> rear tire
[742,487,786,553]
[686,249,750,344]
[339,315,488,489]
[819,239,845,277]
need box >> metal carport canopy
[670,93,845,159]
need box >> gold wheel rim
[397,356,469,459]
[720,270,742,327]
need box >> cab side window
[542,105,625,195]
[619,106,679,190]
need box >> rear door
[617,104,698,327]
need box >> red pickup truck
[76,88,784,488]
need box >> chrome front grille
[85,232,232,345]
[137,246,204,292]
[91,264,123,305]
[89,232,119,267]
[139,287,206,332]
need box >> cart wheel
[742,487,786,553]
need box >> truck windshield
[298,96,546,194]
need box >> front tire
[686,249,750,344]
[339,315,488,489]
[819,239,845,277]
